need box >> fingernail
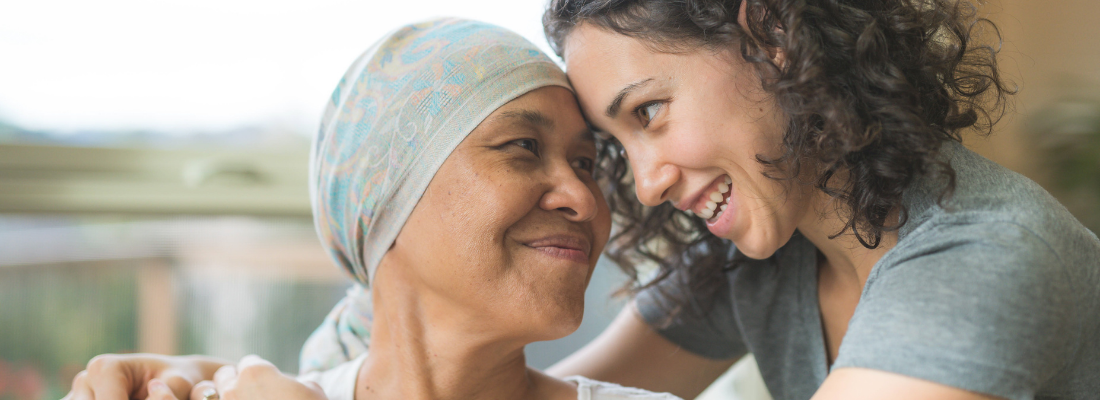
[149,379,167,392]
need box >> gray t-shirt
[636,141,1100,400]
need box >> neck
[796,190,898,290]
[356,268,541,400]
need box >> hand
[190,355,327,400]
[62,353,229,400]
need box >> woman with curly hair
[542,0,1100,399]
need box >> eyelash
[507,138,595,175]
[573,157,595,173]
[511,138,540,157]
[634,101,664,128]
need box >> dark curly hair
[547,0,1013,314]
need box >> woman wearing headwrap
[62,18,680,400]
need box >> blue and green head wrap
[301,18,571,373]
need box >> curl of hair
[547,0,1013,313]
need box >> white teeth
[695,175,735,221]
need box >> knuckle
[86,354,117,372]
[71,370,88,385]
[236,365,264,380]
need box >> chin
[732,229,790,260]
[525,296,585,342]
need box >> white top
[297,354,366,400]
[298,355,682,400]
[562,375,682,400]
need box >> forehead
[563,24,660,76]
[562,25,743,119]
[468,86,592,142]
[562,25,681,108]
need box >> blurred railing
[0,143,341,399]
[0,143,311,216]
[0,215,348,400]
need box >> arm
[547,301,738,399]
[813,368,1003,400]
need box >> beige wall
[969,0,1100,183]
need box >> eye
[572,157,595,173]
[510,138,540,157]
[635,101,663,128]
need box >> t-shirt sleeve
[833,219,1076,400]
[634,267,747,360]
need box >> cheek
[662,96,766,171]
[427,163,546,280]
[432,171,521,255]
[591,192,613,256]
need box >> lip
[675,175,729,214]
[524,234,592,264]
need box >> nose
[628,146,679,207]
[540,167,600,222]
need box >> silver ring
[202,388,219,400]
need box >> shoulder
[896,141,1100,287]
[562,376,683,400]
[871,215,1077,325]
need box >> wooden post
[137,258,177,354]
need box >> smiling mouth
[693,175,732,221]
[524,235,592,264]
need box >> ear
[736,0,787,68]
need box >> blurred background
[0,0,1097,399]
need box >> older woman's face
[563,24,814,259]
[379,86,611,341]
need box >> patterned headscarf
[300,18,571,374]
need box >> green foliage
[0,263,139,400]
[1029,95,1100,234]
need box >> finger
[160,373,196,400]
[213,365,237,393]
[65,371,93,400]
[234,355,280,384]
[236,354,276,371]
[146,379,179,400]
[88,370,132,400]
[63,386,93,400]
[86,358,132,400]
[189,380,217,400]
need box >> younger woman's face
[378,86,611,342]
[563,24,814,259]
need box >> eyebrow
[606,78,654,118]
[499,109,554,129]
[499,109,594,144]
